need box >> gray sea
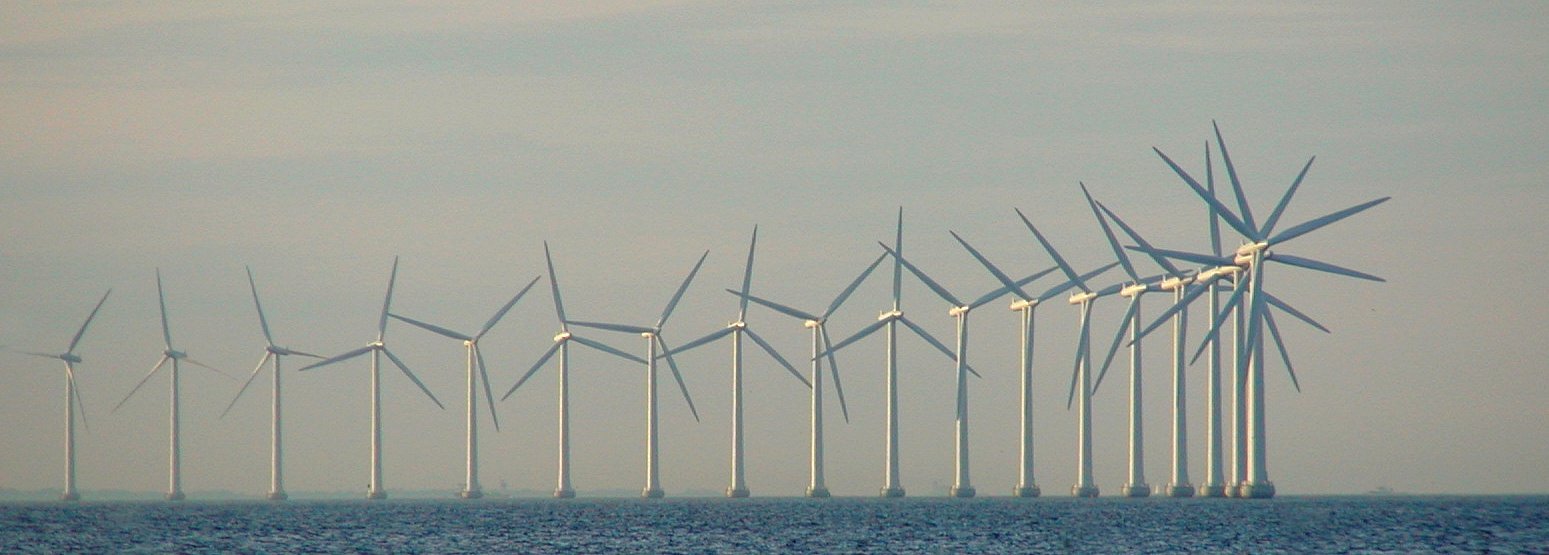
[1,496,1545,553]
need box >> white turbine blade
[1260,156,1316,237]
[389,313,473,342]
[382,347,444,410]
[1191,284,1248,365]
[1153,146,1258,241]
[568,320,654,336]
[1267,196,1391,246]
[1066,321,1089,410]
[246,267,274,347]
[114,355,169,413]
[221,352,272,419]
[1262,309,1303,393]
[18,350,61,360]
[891,207,904,307]
[287,349,326,359]
[478,275,541,340]
[1207,141,1223,257]
[971,266,1057,310]
[1213,121,1259,234]
[64,361,90,431]
[571,335,647,365]
[504,341,562,401]
[1093,298,1141,395]
[1124,245,1233,268]
[378,257,400,339]
[820,317,890,359]
[474,346,500,431]
[669,327,735,356]
[1038,262,1120,303]
[657,250,710,330]
[952,231,1034,301]
[738,225,758,321]
[879,242,962,307]
[820,327,850,423]
[182,357,238,381]
[745,327,809,388]
[656,336,700,422]
[1080,183,1141,282]
[1264,293,1330,334]
[544,242,569,329]
[897,316,977,377]
[726,289,819,322]
[1016,208,1086,293]
[824,252,887,319]
[1271,253,1385,283]
[68,289,112,354]
[1096,201,1184,277]
[155,270,173,349]
[296,345,373,372]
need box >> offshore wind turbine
[820,208,965,498]
[13,289,110,501]
[567,250,710,498]
[726,252,883,497]
[219,267,323,501]
[113,270,235,501]
[1140,121,1389,498]
[503,242,646,499]
[390,274,540,499]
[296,257,446,500]
[669,226,810,498]
[882,240,1057,498]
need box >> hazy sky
[2,3,1545,498]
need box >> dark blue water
[2,496,1545,553]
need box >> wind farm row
[7,123,1387,501]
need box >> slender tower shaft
[1200,281,1226,497]
[168,359,184,501]
[643,336,663,498]
[555,342,575,498]
[881,320,904,497]
[368,349,386,499]
[1230,286,1247,497]
[1122,297,1148,497]
[807,325,829,497]
[1072,301,1099,497]
[63,367,79,501]
[269,355,287,500]
[728,329,749,497]
[1167,287,1194,497]
[1242,254,1275,498]
[1013,307,1040,497]
[950,311,974,497]
[462,345,482,499]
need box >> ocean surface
[1,496,1545,553]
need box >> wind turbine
[503,242,646,499]
[566,250,709,499]
[820,208,965,498]
[113,270,235,501]
[219,267,323,501]
[389,274,540,499]
[669,226,809,498]
[13,289,110,501]
[881,239,1058,498]
[725,252,883,497]
[1138,121,1389,498]
[296,257,446,500]
[953,216,1117,498]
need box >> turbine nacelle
[1069,291,1098,305]
[1009,298,1039,311]
[1234,250,1268,267]
[1119,283,1150,298]
[554,331,571,343]
[60,353,83,364]
[1159,275,1195,292]
[878,309,903,322]
[164,349,186,360]
[948,306,971,317]
[728,321,747,330]
[1235,241,1269,258]
[803,319,822,329]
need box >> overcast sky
[2,3,1545,498]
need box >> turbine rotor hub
[1120,283,1149,298]
[61,353,83,363]
[878,310,903,321]
[554,331,572,342]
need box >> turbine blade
[1260,156,1315,237]
[951,230,1033,301]
[156,270,173,349]
[1039,262,1120,302]
[1079,183,1140,282]
[1264,292,1331,334]
[824,252,887,319]
[475,346,500,431]
[389,313,473,342]
[1067,321,1089,410]
[287,349,325,359]
[1191,284,1248,365]
[668,327,735,356]
[477,275,541,339]
[1267,197,1391,246]
[1263,309,1302,393]
[567,320,654,335]
[18,350,61,360]
[296,345,373,372]
[182,357,238,381]
[544,242,569,329]
[65,362,90,432]
[382,348,444,410]
[745,328,809,388]
[1207,141,1222,257]
[1271,253,1385,283]
[377,257,400,339]
[504,341,561,401]
[738,225,757,321]
[571,335,647,365]
[1095,201,1184,277]
[1094,297,1140,395]
[657,250,709,330]
[68,289,112,354]
[656,336,699,422]
[820,317,890,359]
[1124,245,1233,268]
[898,316,973,377]
[879,242,961,307]
[1153,146,1258,240]
[1213,121,1259,233]
[221,352,272,419]
[820,327,850,423]
[727,290,819,322]
[892,207,904,307]
[246,267,274,347]
[114,355,169,413]
[1016,208,1086,292]
[971,266,1058,309]
[1139,278,1219,347]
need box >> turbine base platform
[726,487,750,498]
[1120,483,1151,497]
[1197,484,1227,498]
[950,486,976,498]
[879,486,906,498]
[806,487,831,498]
[554,488,576,499]
[166,491,185,501]
[1166,483,1196,498]
[60,491,80,502]
[366,489,388,500]
[642,488,664,499]
[1224,483,1241,498]
[266,491,288,501]
[459,489,483,499]
[1072,485,1100,498]
[1012,485,1041,498]
[1239,482,1275,499]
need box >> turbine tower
[113,270,235,501]
[504,242,646,498]
[296,257,446,500]
[14,289,110,502]
[725,252,882,497]
[219,267,323,501]
[567,251,710,498]
[820,208,964,498]
[669,226,810,498]
[390,275,540,499]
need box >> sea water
[2,496,1545,553]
